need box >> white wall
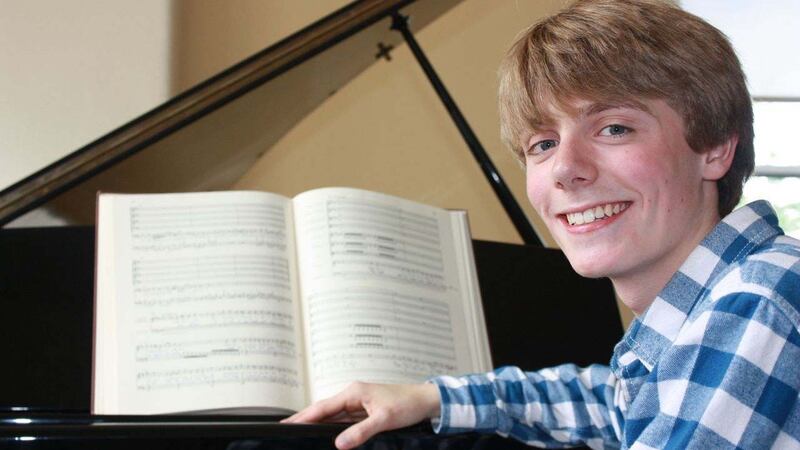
[681,0,800,99]
[0,0,353,194]
[0,0,172,190]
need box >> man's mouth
[563,202,629,226]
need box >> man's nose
[551,138,598,189]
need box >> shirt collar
[617,200,783,369]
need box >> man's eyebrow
[578,101,651,118]
[524,100,652,138]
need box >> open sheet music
[92,187,491,415]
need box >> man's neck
[614,211,722,316]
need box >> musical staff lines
[324,200,440,242]
[131,255,289,293]
[138,309,293,333]
[306,288,457,384]
[136,364,299,391]
[101,192,308,406]
[308,294,454,345]
[312,352,458,388]
[297,195,449,290]
[130,202,287,252]
[135,337,296,362]
[131,255,291,306]
[133,290,290,307]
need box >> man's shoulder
[697,233,800,326]
[721,233,799,296]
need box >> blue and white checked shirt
[431,201,800,449]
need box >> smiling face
[524,98,730,312]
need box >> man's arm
[282,364,624,450]
[431,364,623,449]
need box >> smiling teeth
[566,203,627,225]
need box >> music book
[92,187,491,415]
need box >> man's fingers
[334,414,387,450]
[283,396,345,423]
[324,410,369,423]
[282,385,369,423]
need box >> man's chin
[570,266,608,279]
[561,253,616,279]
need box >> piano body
[0,1,624,448]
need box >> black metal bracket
[375,42,394,61]
[390,12,542,246]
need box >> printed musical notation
[135,337,296,362]
[119,196,304,396]
[306,288,458,385]
[136,364,299,391]
[297,196,450,290]
[323,200,440,240]
[131,254,291,306]
[133,290,290,307]
[130,202,287,252]
[312,352,457,383]
[139,309,293,333]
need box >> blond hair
[499,0,754,216]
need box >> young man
[283,0,800,448]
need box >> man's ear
[702,135,737,181]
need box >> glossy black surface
[0,227,622,448]
[472,239,623,370]
[0,226,94,412]
[0,423,533,450]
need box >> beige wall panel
[235,0,566,245]
[34,1,462,227]
[170,0,351,94]
[234,0,635,326]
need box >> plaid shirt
[431,201,800,449]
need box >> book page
[292,188,491,402]
[94,191,307,414]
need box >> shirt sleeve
[429,363,624,449]
[623,292,800,449]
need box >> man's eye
[528,139,558,155]
[599,124,630,137]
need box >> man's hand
[281,382,441,449]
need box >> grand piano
[0,1,623,448]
